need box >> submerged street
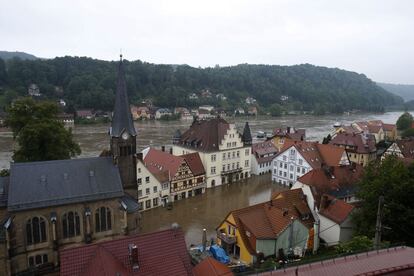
[139,174,287,246]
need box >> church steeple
[110,56,137,196]
[111,55,136,138]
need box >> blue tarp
[209,245,230,264]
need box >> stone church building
[0,57,140,275]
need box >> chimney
[320,195,330,210]
[129,244,139,271]
[161,146,165,152]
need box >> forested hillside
[0,51,38,61]
[377,82,414,102]
[0,56,403,113]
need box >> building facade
[0,158,139,275]
[137,158,170,211]
[330,133,377,166]
[172,119,252,188]
[272,140,349,186]
[251,140,278,175]
[144,148,206,201]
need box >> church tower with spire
[110,55,137,194]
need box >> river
[0,111,408,170]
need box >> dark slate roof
[121,194,140,214]
[7,157,124,211]
[0,176,9,208]
[242,122,252,145]
[111,57,137,137]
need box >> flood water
[139,174,287,246]
[0,111,411,245]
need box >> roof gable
[144,148,185,177]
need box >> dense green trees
[0,57,403,112]
[396,112,413,130]
[6,98,81,162]
[353,156,414,246]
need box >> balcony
[217,230,236,244]
[221,167,242,176]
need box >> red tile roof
[260,246,414,276]
[178,118,231,152]
[319,194,354,224]
[225,189,314,255]
[382,123,396,132]
[330,133,376,154]
[193,257,234,276]
[181,152,205,176]
[297,165,363,207]
[281,140,347,169]
[60,228,192,276]
[144,147,185,177]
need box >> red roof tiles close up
[319,194,354,224]
[60,228,193,276]
[193,257,234,276]
[281,139,348,169]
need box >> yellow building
[330,133,377,166]
[216,189,314,265]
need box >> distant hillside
[0,56,404,112]
[0,51,37,61]
[377,82,414,102]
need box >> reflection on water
[139,174,287,246]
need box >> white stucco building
[272,140,349,186]
[172,118,252,188]
[136,158,170,211]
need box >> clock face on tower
[121,132,129,140]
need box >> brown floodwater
[139,174,287,246]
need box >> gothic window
[95,207,112,232]
[26,217,47,245]
[62,211,81,238]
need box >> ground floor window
[174,194,178,201]
[145,199,151,209]
[245,172,248,178]
[28,254,48,267]
[211,179,216,186]
[181,192,186,199]
[153,198,158,207]
[138,202,143,210]
[188,190,192,197]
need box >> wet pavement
[139,174,287,246]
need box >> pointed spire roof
[111,56,137,137]
[242,122,252,145]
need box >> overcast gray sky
[1,0,413,84]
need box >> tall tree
[396,112,413,130]
[6,97,81,162]
[353,156,414,246]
